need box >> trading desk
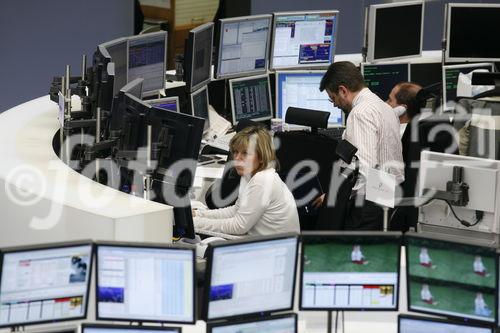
[0,95,173,247]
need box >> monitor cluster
[2,231,500,332]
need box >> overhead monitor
[96,242,195,324]
[398,314,494,333]
[127,31,167,96]
[207,313,297,333]
[184,22,214,92]
[276,71,343,128]
[0,241,93,328]
[82,323,180,333]
[216,14,272,79]
[271,11,339,70]
[300,231,402,311]
[367,1,424,62]
[190,85,210,133]
[446,4,500,62]
[101,37,128,97]
[442,63,494,109]
[146,96,179,112]
[361,63,411,101]
[203,234,299,321]
[229,73,273,125]
[406,231,497,324]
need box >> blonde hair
[229,126,277,175]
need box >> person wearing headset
[193,126,300,237]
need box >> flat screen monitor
[216,14,272,79]
[361,63,411,101]
[190,85,210,133]
[107,78,144,140]
[146,96,179,112]
[147,106,205,189]
[127,31,167,96]
[410,62,442,87]
[446,4,500,62]
[398,314,494,333]
[203,234,299,321]
[101,37,128,97]
[82,323,180,333]
[207,313,297,333]
[93,46,115,114]
[300,231,402,311]
[229,73,273,125]
[96,242,195,324]
[442,63,494,109]
[185,22,214,92]
[406,232,497,324]
[0,241,93,328]
[367,1,424,62]
[271,11,339,70]
[276,71,343,128]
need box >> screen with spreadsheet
[399,315,493,333]
[216,15,272,79]
[406,233,497,323]
[229,74,272,125]
[0,243,93,327]
[127,31,167,96]
[147,97,179,112]
[276,71,342,127]
[208,313,297,333]
[271,11,339,70]
[96,244,195,324]
[361,63,410,101]
[442,63,494,109]
[300,232,401,311]
[204,235,299,320]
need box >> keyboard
[195,228,243,240]
[318,127,345,141]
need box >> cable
[436,199,483,227]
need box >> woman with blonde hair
[193,126,300,236]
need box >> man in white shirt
[319,61,404,230]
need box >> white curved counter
[0,95,173,247]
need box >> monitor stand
[326,310,344,333]
[11,326,25,332]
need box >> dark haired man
[319,61,404,230]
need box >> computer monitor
[0,241,93,328]
[93,46,116,115]
[190,85,210,133]
[127,31,167,96]
[361,63,411,102]
[446,4,500,63]
[406,231,497,324]
[229,73,273,126]
[216,14,272,79]
[398,314,494,333]
[410,62,442,88]
[300,231,402,311]
[100,37,128,98]
[276,71,343,128]
[203,233,299,321]
[95,242,195,324]
[207,313,297,333]
[442,63,494,109]
[147,106,205,189]
[82,324,180,333]
[146,96,179,112]
[184,22,214,92]
[367,1,424,62]
[271,11,339,70]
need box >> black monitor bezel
[0,240,94,329]
[94,241,196,325]
[82,323,181,333]
[186,22,214,92]
[398,313,494,333]
[206,312,297,332]
[405,231,498,326]
[202,233,300,322]
[299,231,403,312]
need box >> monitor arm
[421,166,469,207]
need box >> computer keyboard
[195,228,243,240]
[318,127,345,141]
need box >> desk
[0,95,174,248]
